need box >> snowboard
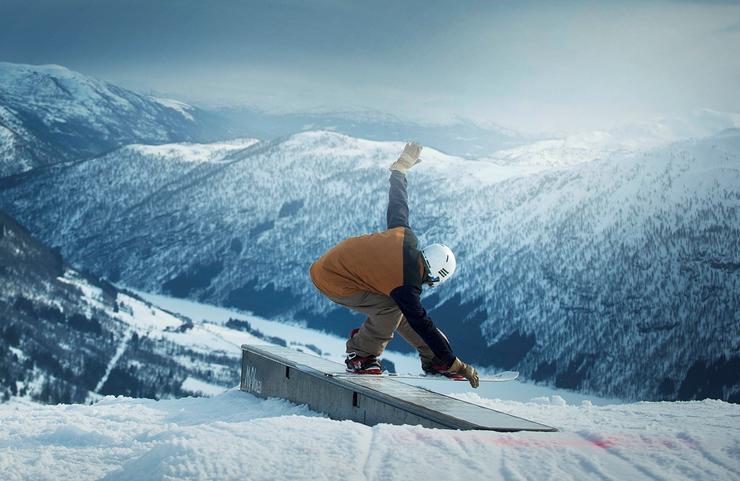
[330,370,519,383]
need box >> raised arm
[387,171,410,229]
[387,142,422,230]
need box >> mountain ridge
[2,128,737,402]
[0,62,226,177]
[1,62,737,403]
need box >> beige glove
[447,358,480,388]
[389,142,422,174]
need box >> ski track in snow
[0,390,738,481]
[94,330,133,394]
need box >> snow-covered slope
[0,389,737,481]
[127,139,258,163]
[0,209,248,402]
[2,129,737,403]
[0,62,221,177]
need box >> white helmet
[421,243,456,287]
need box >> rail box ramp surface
[240,344,556,432]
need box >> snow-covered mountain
[484,109,740,169]
[0,209,249,402]
[0,62,225,178]
[214,106,526,158]
[2,128,738,403]
[0,61,528,178]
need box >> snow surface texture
[0,390,738,481]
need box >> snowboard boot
[422,358,466,381]
[345,352,382,374]
[346,328,382,374]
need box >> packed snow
[0,389,737,481]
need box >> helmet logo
[439,268,449,277]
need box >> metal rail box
[240,344,556,432]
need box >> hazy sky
[1,0,739,132]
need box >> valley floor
[0,389,738,481]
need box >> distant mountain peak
[0,61,218,178]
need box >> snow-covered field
[1,389,737,481]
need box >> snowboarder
[310,142,479,388]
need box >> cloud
[1,0,739,132]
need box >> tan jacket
[310,226,424,298]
